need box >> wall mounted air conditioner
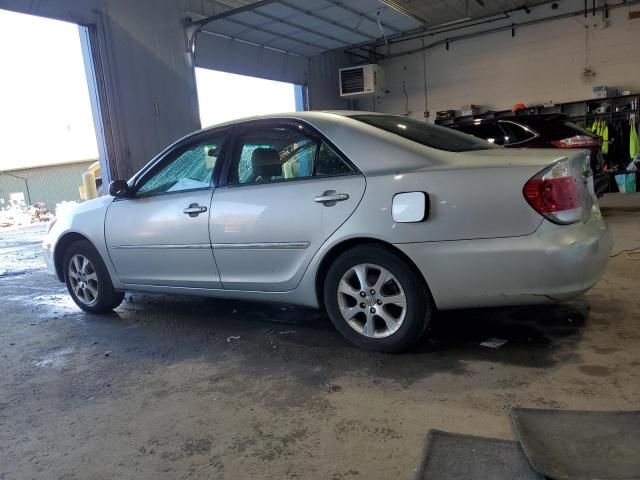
[339,64,384,97]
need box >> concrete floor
[1,194,639,479]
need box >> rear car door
[210,120,366,292]
[105,129,229,288]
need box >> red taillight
[523,156,593,225]
[551,135,599,148]
[524,177,580,213]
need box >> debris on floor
[480,337,509,349]
[226,335,241,343]
[278,330,296,335]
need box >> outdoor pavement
[1,194,639,479]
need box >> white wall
[358,2,640,120]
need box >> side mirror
[207,147,218,157]
[109,180,131,198]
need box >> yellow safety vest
[631,119,639,160]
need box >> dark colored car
[449,114,607,195]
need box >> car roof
[197,110,378,130]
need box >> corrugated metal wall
[0,160,95,210]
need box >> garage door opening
[195,68,305,128]
[0,9,101,227]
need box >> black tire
[323,244,433,353]
[63,240,124,314]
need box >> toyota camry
[42,112,612,352]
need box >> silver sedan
[43,112,612,352]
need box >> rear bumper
[395,213,613,310]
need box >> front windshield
[350,115,499,152]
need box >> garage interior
[1,0,639,478]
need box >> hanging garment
[601,121,609,154]
[590,118,608,155]
[619,118,631,167]
[608,120,624,167]
[631,118,639,161]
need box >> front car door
[105,129,229,288]
[211,119,366,292]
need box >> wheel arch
[53,232,97,282]
[314,237,433,308]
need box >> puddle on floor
[34,347,74,368]
[5,292,81,319]
[31,294,78,310]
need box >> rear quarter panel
[350,166,544,242]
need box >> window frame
[453,122,507,145]
[127,127,231,199]
[349,114,499,152]
[219,118,360,189]
[497,120,539,146]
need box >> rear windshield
[350,115,499,152]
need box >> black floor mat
[415,430,544,480]
[512,408,640,480]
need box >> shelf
[435,94,639,126]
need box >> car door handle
[314,191,349,206]
[183,204,207,217]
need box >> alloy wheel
[336,263,407,338]
[68,254,99,306]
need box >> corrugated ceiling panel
[283,29,342,48]
[266,37,324,56]
[194,0,427,84]
[204,18,247,37]
[298,0,335,10]
[198,0,424,59]
[232,10,273,26]
[348,0,391,12]
[255,2,298,17]
[319,6,385,36]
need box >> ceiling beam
[218,16,326,54]
[377,0,427,25]
[327,0,401,34]
[187,0,281,27]
[279,0,378,41]
[244,9,351,47]
[198,29,305,57]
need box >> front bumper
[395,212,613,310]
[42,238,57,276]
